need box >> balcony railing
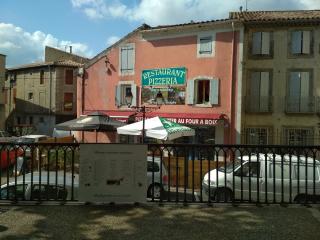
[285,96,315,113]
[245,96,273,113]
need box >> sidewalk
[0,204,320,240]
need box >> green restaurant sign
[142,67,186,86]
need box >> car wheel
[147,184,163,199]
[215,188,232,202]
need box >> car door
[233,162,261,202]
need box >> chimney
[69,46,72,54]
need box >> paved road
[0,204,319,240]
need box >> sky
[0,0,320,67]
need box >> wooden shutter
[300,72,310,97]
[127,47,134,70]
[250,72,261,112]
[131,83,137,107]
[115,85,121,107]
[186,79,195,104]
[209,79,219,105]
[300,72,310,111]
[120,48,128,71]
[291,31,302,54]
[260,72,270,111]
[261,32,270,55]
[252,32,262,55]
[302,31,311,54]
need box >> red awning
[84,110,226,126]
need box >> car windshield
[218,160,242,173]
[14,138,35,144]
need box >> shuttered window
[291,30,312,54]
[65,69,74,85]
[64,92,73,111]
[115,83,138,107]
[120,45,134,74]
[249,71,271,112]
[252,32,271,55]
[287,71,312,112]
[186,78,219,105]
[40,70,44,85]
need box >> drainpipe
[49,65,52,115]
[81,69,85,114]
[229,21,236,144]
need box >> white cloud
[106,36,120,46]
[71,0,320,25]
[0,23,93,67]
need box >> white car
[0,171,79,201]
[202,154,320,203]
[147,156,168,199]
[14,135,49,144]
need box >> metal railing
[1,142,319,205]
[245,96,273,113]
[285,96,315,113]
[0,142,79,202]
[147,144,320,204]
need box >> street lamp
[125,89,164,143]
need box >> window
[252,32,272,56]
[64,92,73,111]
[235,162,260,178]
[31,185,68,200]
[65,69,74,85]
[269,163,291,179]
[196,80,209,104]
[115,82,137,107]
[245,127,271,145]
[287,71,313,113]
[0,185,25,200]
[147,161,160,172]
[247,71,272,112]
[291,30,312,55]
[186,78,219,105]
[283,127,313,146]
[29,116,33,125]
[198,35,214,57]
[28,92,33,100]
[199,37,212,54]
[40,70,44,85]
[120,44,134,75]
[294,164,319,180]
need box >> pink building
[77,20,243,144]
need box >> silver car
[0,171,79,201]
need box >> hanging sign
[142,67,186,86]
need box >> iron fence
[0,142,319,205]
[147,144,320,205]
[0,142,79,202]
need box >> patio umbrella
[55,111,125,142]
[117,116,195,141]
[55,111,125,131]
